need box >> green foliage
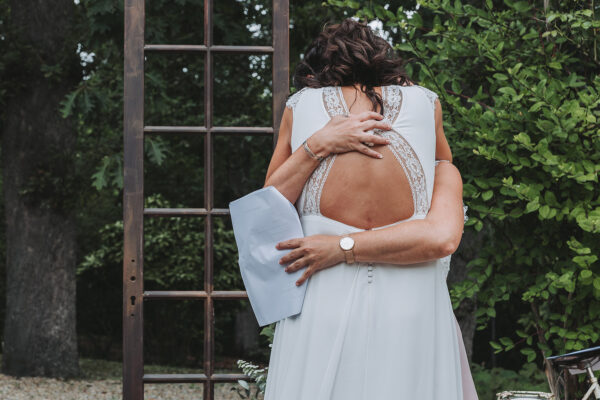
[60,0,281,193]
[471,362,550,399]
[330,0,600,370]
[235,324,275,396]
[234,359,268,399]
[78,193,246,362]
[79,192,243,290]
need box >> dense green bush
[470,362,549,399]
[331,0,600,365]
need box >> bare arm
[349,97,463,264]
[434,98,453,162]
[264,104,392,205]
[278,96,465,284]
[278,161,466,285]
[263,106,324,205]
[349,160,464,264]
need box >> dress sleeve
[285,87,309,112]
[416,85,439,111]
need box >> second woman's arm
[349,160,465,264]
[263,106,327,204]
[264,105,392,205]
[277,161,466,286]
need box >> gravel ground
[0,375,263,400]
[0,357,265,400]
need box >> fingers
[279,248,304,265]
[359,133,390,146]
[354,142,384,159]
[296,268,312,286]
[284,257,309,273]
[275,238,302,250]
[356,111,385,122]
[361,119,392,132]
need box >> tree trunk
[1,0,81,378]
[448,227,485,362]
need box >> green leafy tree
[327,0,599,392]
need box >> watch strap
[340,236,355,264]
[344,248,355,264]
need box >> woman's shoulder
[407,84,439,109]
[388,83,438,112]
[285,86,317,112]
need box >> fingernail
[385,139,391,144]
[378,154,383,159]
[285,267,289,272]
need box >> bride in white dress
[262,18,479,400]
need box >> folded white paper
[229,185,308,326]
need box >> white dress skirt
[263,84,479,400]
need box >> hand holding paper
[229,185,308,327]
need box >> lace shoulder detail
[415,85,439,111]
[296,86,344,216]
[381,85,403,125]
[285,87,311,112]
[381,129,428,215]
[298,85,429,219]
[323,86,348,117]
[441,255,451,277]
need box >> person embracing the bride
[262,17,478,400]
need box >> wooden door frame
[123,1,289,398]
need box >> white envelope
[229,185,308,326]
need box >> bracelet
[435,159,452,166]
[302,138,326,162]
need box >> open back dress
[263,84,479,400]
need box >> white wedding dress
[264,84,479,400]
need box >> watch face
[340,236,354,251]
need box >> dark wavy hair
[289,18,415,114]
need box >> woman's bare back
[320,85,416,230]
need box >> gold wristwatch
[339,236,355,264]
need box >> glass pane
[143,216,205,291]
[213,53,272,128]
[213,0,273,46]
[214,299,270,370]
[144,300,205,372]
[213,215,245,292]
[216,381,265,400]
[144,133,205,209]
[146,0,204,45]
[144,383,204,399]
[144,52,205,127]
[213,134,272,208]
